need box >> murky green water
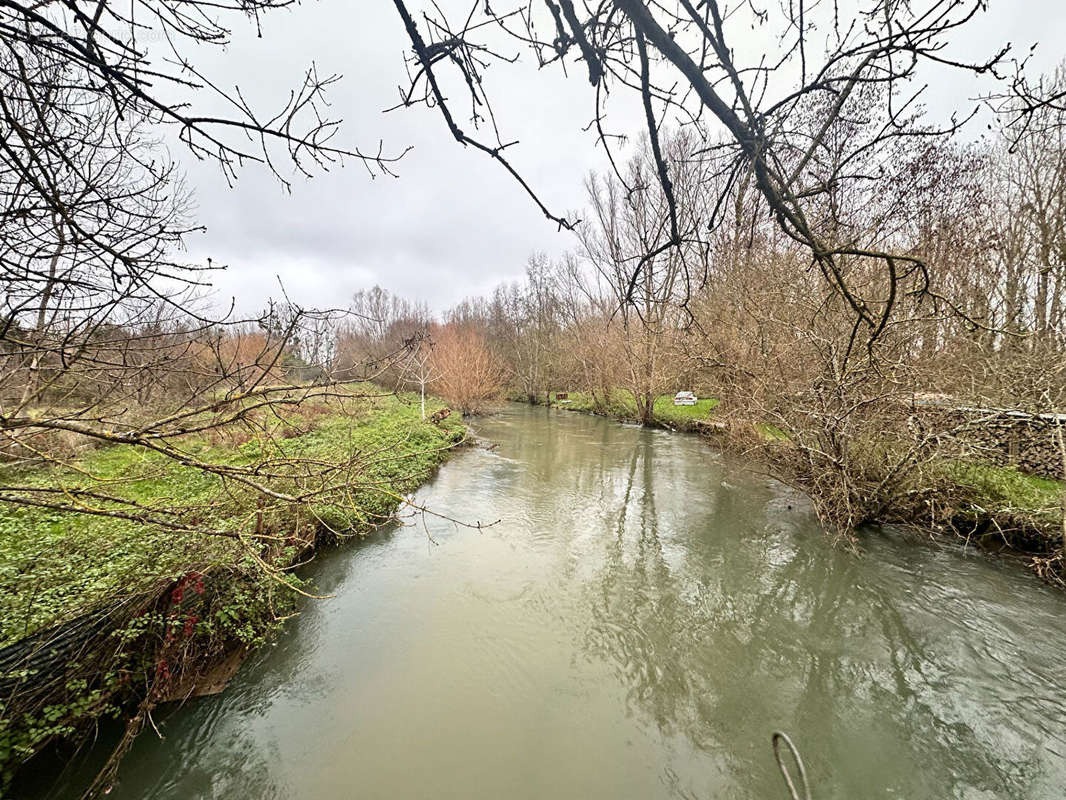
[34,405,1066,798]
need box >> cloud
[170,0,616,315]
[168,0,1066,316]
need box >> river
[35,404,1066,798]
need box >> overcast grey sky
[173,1,1066,315]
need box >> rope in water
[772,731,812,800]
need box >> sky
[166,0,1066,316]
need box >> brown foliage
[429,324,506,415]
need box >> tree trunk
[19,218,65,408]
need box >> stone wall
[923,406,1066,480]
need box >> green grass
[946,461,1064,522]
[0,387,464,646]
[754,422,790,442]
[549,389,719,427]
[0,386,465,774]
[652,394,720,424]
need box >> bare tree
[430,322,506,415]
[335,286,432,382]
[580,135,706,423]
[489,256,561,404]
[390,0,1016,348]
[1,1,404,191]
[1002,67,1066,343]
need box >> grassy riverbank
[928,461,1064,556]
[0,388,464,782]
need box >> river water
[41,405,1066,798]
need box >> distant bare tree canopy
[386,0,1051,342]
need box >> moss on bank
[934,461,1065,561]
[0,387,464,783]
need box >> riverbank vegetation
[0,388,464,644]
[0,387,463,787]
[0,0,496,785]
[368,1,1066,584]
